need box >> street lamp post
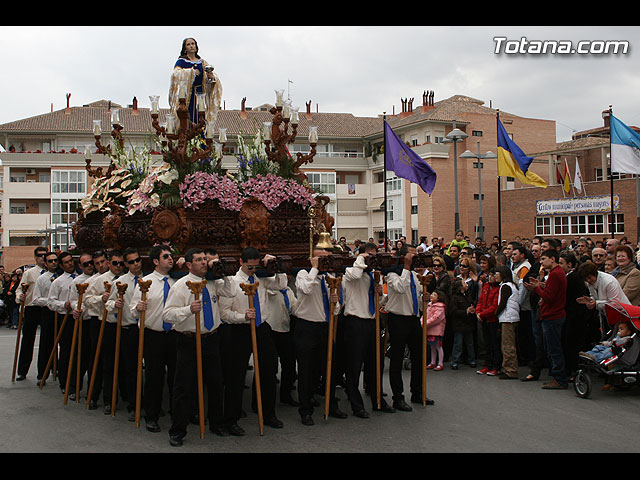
[460,142,497,241]
[444,122,468,232]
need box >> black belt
[180,329,217,338]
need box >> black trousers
[387,312,423,401]
[101,323,139,411]
[57,313,76,391]
[294,318,339,417]
[344,315,385,412]
[223,322,278,425]
[64,318,93,393]
[87,316,104,402]
[143,328,177,422]
[17,306,54,379]
[271,329,297,400]
[169,331,224,439]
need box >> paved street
[1,327,639,453]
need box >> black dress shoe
[227,422,246,436]
[353,409,370,419]
[372,401,396,413]
[265,416,284,428]
[210,425,229,437]
[103,404,111,415]
[145,420,161,433]
[68,393,76,401]
[301,414,314,426]
[128,410,136,422]
[88,400,98,410]
[16,374,26,381]
[329,407,348,419]
[169,435,183,447]
[393,398,413,412]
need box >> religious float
[74,77,334,268]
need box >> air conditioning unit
[26,169,36,175]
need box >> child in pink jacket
[423,289,447,371]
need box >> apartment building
[0,93,557,269]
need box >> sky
[1,25,639,143]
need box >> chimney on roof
[108,100,112,112]
[420,90,435,113]
[240,97,247,119]
[602,109,611,128]
[306,100,313,120]
[65,93,71,115]
[132,96,139,115]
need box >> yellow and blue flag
[497,118,547,188]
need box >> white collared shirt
[266,286,297,333]
[294,268,342,323]
[129,270,175,332]
[32,271,57,308]
[105,271,143,326]
[47,271,79,315]
[68,273,93,320]
[219,271,287,325]
[83,270,119,318]
[19,265,46,307]
[385,268,423,317]
[342,255,380,320]
[162,272,236,333]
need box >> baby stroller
[574,301,640,399]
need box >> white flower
[158,168,179,185]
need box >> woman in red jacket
[475,269,502,376]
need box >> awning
[9,230,46,237]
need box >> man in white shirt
[385,247,430,411]
[219,247,287,434]
[294,248,346,426]
[81,250,123,410]
[47,251,78,394]
[103,248,143,420]
[130,245,176,433]
[342,242,395,417]
[29,251,59,384]
[16,246,48,381]
[163,248,236,447]
[265,278,298,407]
[66,252,95,399]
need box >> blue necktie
[134,275,139,287]
[410,273,418,316]
[202,285,214,330]
[320,276,330,322]
[368,272,376,316]
[70,273,76,279]
[40,269,45,274]
[280,289,291,312]
[162,277,172,331]
[249,276,261,326]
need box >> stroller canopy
[604,301,640,330]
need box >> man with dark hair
[342,242,395,417]
[163,247,236,447]
[15,246,48,381]
[130,244,176,433]
[82,250,123,409]
[524,248,568,389]
[47,251,78,394]
[23,250,58,384]
[219,247,287,434]
[103,248,144,420]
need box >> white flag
[574,158,583,194]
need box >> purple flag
[384,121,437,195]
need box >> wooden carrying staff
[374,271,382,410]
[417,273,434,407]
[135,279,152,428]
[186,279,207,440]
[324,275,342,420]
[110,282,128,417]
[40,305,72,389]
[239,281,264,436]
[86,282,112,408]
[63,283,89,405]
[11,283,31,382]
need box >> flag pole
[496,110,502,243]
[609,105,615,239]
[383,115,389,252]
